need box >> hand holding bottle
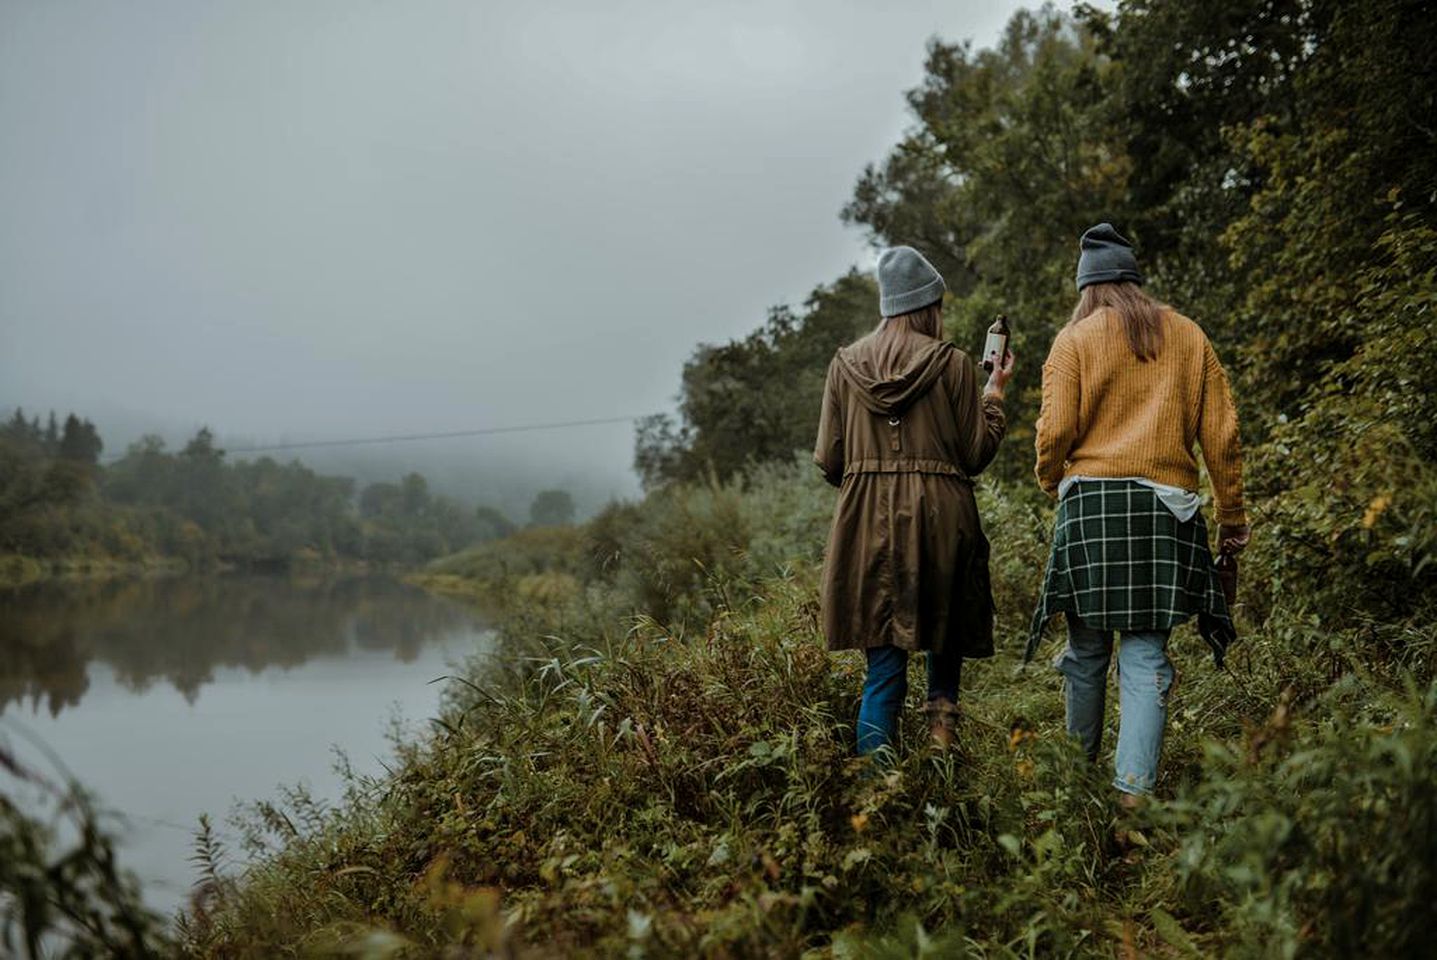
[985,348,1014,398]
[981,314,1011,372]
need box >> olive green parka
[814,323,1007,656]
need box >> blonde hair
[879,300,944,340]
[1069,281,1166,361]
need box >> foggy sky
[1,0,1032,516]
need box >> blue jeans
[1054,616,1174,795]
[856,644,962,756]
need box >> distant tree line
[0,410,574,571]
[1,409,106,510]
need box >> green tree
[359,481,401,519]
[103,435,171,505]
[1077,0,1310,289]
[400,473,430,519]
[474,505,517,542]
[58,414,102,464]
[635,272,877,487]
[0,429,48,534]
[174,428,229,536]
[529,489,575,528]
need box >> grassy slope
[178,466,1436,958]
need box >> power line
[101,413,654,462]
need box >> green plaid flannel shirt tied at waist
[1027,479,1236,666]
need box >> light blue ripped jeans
[1054,615,1175,795]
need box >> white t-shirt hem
[1057,475,1203,522]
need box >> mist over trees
[474,505,518,542]
[0,412,525,571]
[528,489,576,528]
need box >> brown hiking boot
[925,697,960,749]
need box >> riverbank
[0,550,425,591]
[173,464,1437,957]
[0,552,188,589]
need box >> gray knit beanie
[1075,223,1144,291]
[877,246,946,317]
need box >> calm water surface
[0,575,492,919]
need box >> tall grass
[177,462,1436,957]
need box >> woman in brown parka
[814,246,1012,756]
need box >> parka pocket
[970,531,995,618]
[957,529,997,658]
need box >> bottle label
[983,331,1008,367]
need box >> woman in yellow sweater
[1029,223,1250,800]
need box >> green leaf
[1150,908,1202,958]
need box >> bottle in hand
[982,314,1010,372]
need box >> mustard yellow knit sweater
[1034,308,1248,526]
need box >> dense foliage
[0,415,530,579]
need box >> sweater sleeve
[953,351,1007,476]
[813,357,844,487]
[1197,339,1248,525]
[1034,333,1080,497]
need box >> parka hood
[835,334,953,416]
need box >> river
[0,574,492,921]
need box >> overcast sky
[1,0,1037,512]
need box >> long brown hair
[1069,281,1166,361]
[878,300,944,340]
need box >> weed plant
[0,732,169,958]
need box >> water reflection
[0,576,479,716]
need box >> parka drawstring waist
[842,458,972,481]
